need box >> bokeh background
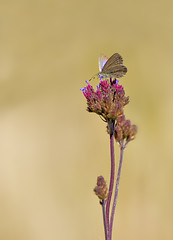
[0,0,173,239]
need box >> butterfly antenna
[89,73,98,81]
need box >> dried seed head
[114,114,137,146]
[94,176,108,200]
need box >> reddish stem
[109,145,125,240]
[106,120,115,232]
[101,200,108,240]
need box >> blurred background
[0,0,173,239]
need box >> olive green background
[0,0,173,239]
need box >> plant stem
[109,145,125,240]
[106,120,115,233]
[101,200,108,240]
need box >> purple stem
[109,145,125,240]
[101,200,108,240]
[106,120,115,232]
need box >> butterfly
[89,53,127,81]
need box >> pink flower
[81,80,129,121]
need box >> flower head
[114,114,137,146]
[81,80,129,121]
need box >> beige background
[0,0,173,239]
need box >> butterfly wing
[105,65,127,78]
[99,54,108,72]
[102,53,123,73]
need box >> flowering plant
[81,54,137,240]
